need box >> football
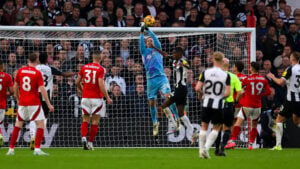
[144,15,155,27]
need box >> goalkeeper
[139,23,180,137]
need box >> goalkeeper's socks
[231,126,241,141]
[205,130,219,151]
[150,106,158,123]
[249,128,258,144]
[275,122,283,146]
[88,125,98,142]
[170,104,179,119]
[81,122,88,137]
[35,128,44,149]
[10,126,20,149]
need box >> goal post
[0,26,256,148]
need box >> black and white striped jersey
[282,64,300,102]
[36,64,62,100]
[173,58,190,88]
[199,67,230,109]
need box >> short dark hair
[174,46,184,55]
[39,52,48,64]
[251,62,260,72]
[234,61,244,72]
[28,53,38,63]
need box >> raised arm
[148,29,162,50]
[39,85,54,112]
[139,33,146,54]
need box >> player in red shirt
[0,61,14,147]
[6,53,54,156]
[226,62,271,150]
[233,61,247,118]
[76,51,112,150]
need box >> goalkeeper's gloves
[140,22,148,33]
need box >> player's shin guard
[35,128,44,149]
[170,104,179,119]
[150,106,158,123]
[205,130,219,151]
[230,126,241,141]
[88,125,98,143]
[29,121,37,139]
[275,122,283,146]
[250,128,258,144]
[199,130,207,152]
[81,122,89,138]
[221,130,231,150]
[10,126,21,149]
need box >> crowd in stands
[1,0,300,147]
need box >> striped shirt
[282,64,300,102]
[199,67,230,109]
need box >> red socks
[35,128,44,148]
[81,122,88,137]
[230,126,241,141]
[10,126,20,148]
[250,128,258,144]
[88,125,98,142]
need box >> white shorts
[81,98,105,117]
[0,109,5,124]
[17,105,45,121]
[234,108,241,118]
[237,107,261,121]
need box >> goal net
[0,26,256,148]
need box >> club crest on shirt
[146,54,152,60]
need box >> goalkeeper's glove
[140,22,148,33]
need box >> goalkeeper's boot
[0,134,3,147]
[87,142,95,151]
[34,149,49,156]
[30,137,35,150]
[153,122,160,136]
[191,132,199,145]
[225,140,236,149]
[270,145,282,151]
[6,148,14,156]
[82,140,89,150]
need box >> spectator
[125,15,135,27]
[191,56,202,78]
[157,11,169,27]
[256,49,264,67]
[68,45,89,71]
[262,26,277,60]
[144,0,159,18]
[0,39,12,61]
[103,0,116,24]
[112,7,126,27]
[185,7,200,27]
[102,57,112,74]
[164,0,177,21]
[45,43,55,65]
[282,5,294,25]
[278,0,287,18]
[202,14,212,27]
[184,0,193,19]
[43,0,60,26]
[66,5,80,26]
[173,8,184,23]
[2,0,17,25]
[275,18,288,39]
[79,0,90,19]
[127,74,144,96]
[122,0,134,16]
[179,37,189,58]
[88,7,109,26]
[294,15,300,31]
[263,60,272,73]
[5,52,21,76]
[62,1,73,19]
[224,17,233,27]
[269,11,280,27]
[51,11,67,26]
[256,16,269,41]
[105,66,126,95]
[286,23,300,52]
[190,36,206,57]
[264,5,273,21]
[254,0,265,20]
[128,84,148,116]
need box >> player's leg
[161,93,179,133]
[29,121,36,150]
[147,79,159,132]
[87,114,100,150]
[199,121,209,158]
[32,106,48,155]
[0,109,5,147]
[149,99,160,136]
[81,98,91,149]
[7,106,25,155]
[248,108,261,150]
[292,102,300,127]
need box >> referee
[215,58,242,156]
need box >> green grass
[0,148,299,169]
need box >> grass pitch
[0,148,299,169]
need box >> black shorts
[279,101,300,118]
[169,85,187,106]
[201,107,223,125]
[223,102,234,127]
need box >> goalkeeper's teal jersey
[139,29,165,79]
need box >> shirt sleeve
[226,73,230,86]
[148,29,162,50]
[37,71,44,87]
[15,70,20,84]
[182,59,190,69]
[139,33,146,54]
[198,71,205,82]
[282,66,292,80]
[98,67,104,79]
[234,75,242,92]
[51,66,62,76]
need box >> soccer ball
[144,15,155,27]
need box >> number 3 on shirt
[22,76,31,91]
[84,70,96,84]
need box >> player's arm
[195,71,205,99]
[234,76,242,103]
[51,66,75,77]
[139,26,146,54]
[7,75,14,96]
[98,77,112,104]
[267,67,291,87]
[182,59,190,69]
[148,29,162,50]
[262,80,272,97]
[13,82,20,102]
[224,73,231,98]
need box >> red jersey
[15,66,44,106]
[243,74,271,108]
[235,73,247,108]
[0,72,13,109]
[79,63,105,99]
